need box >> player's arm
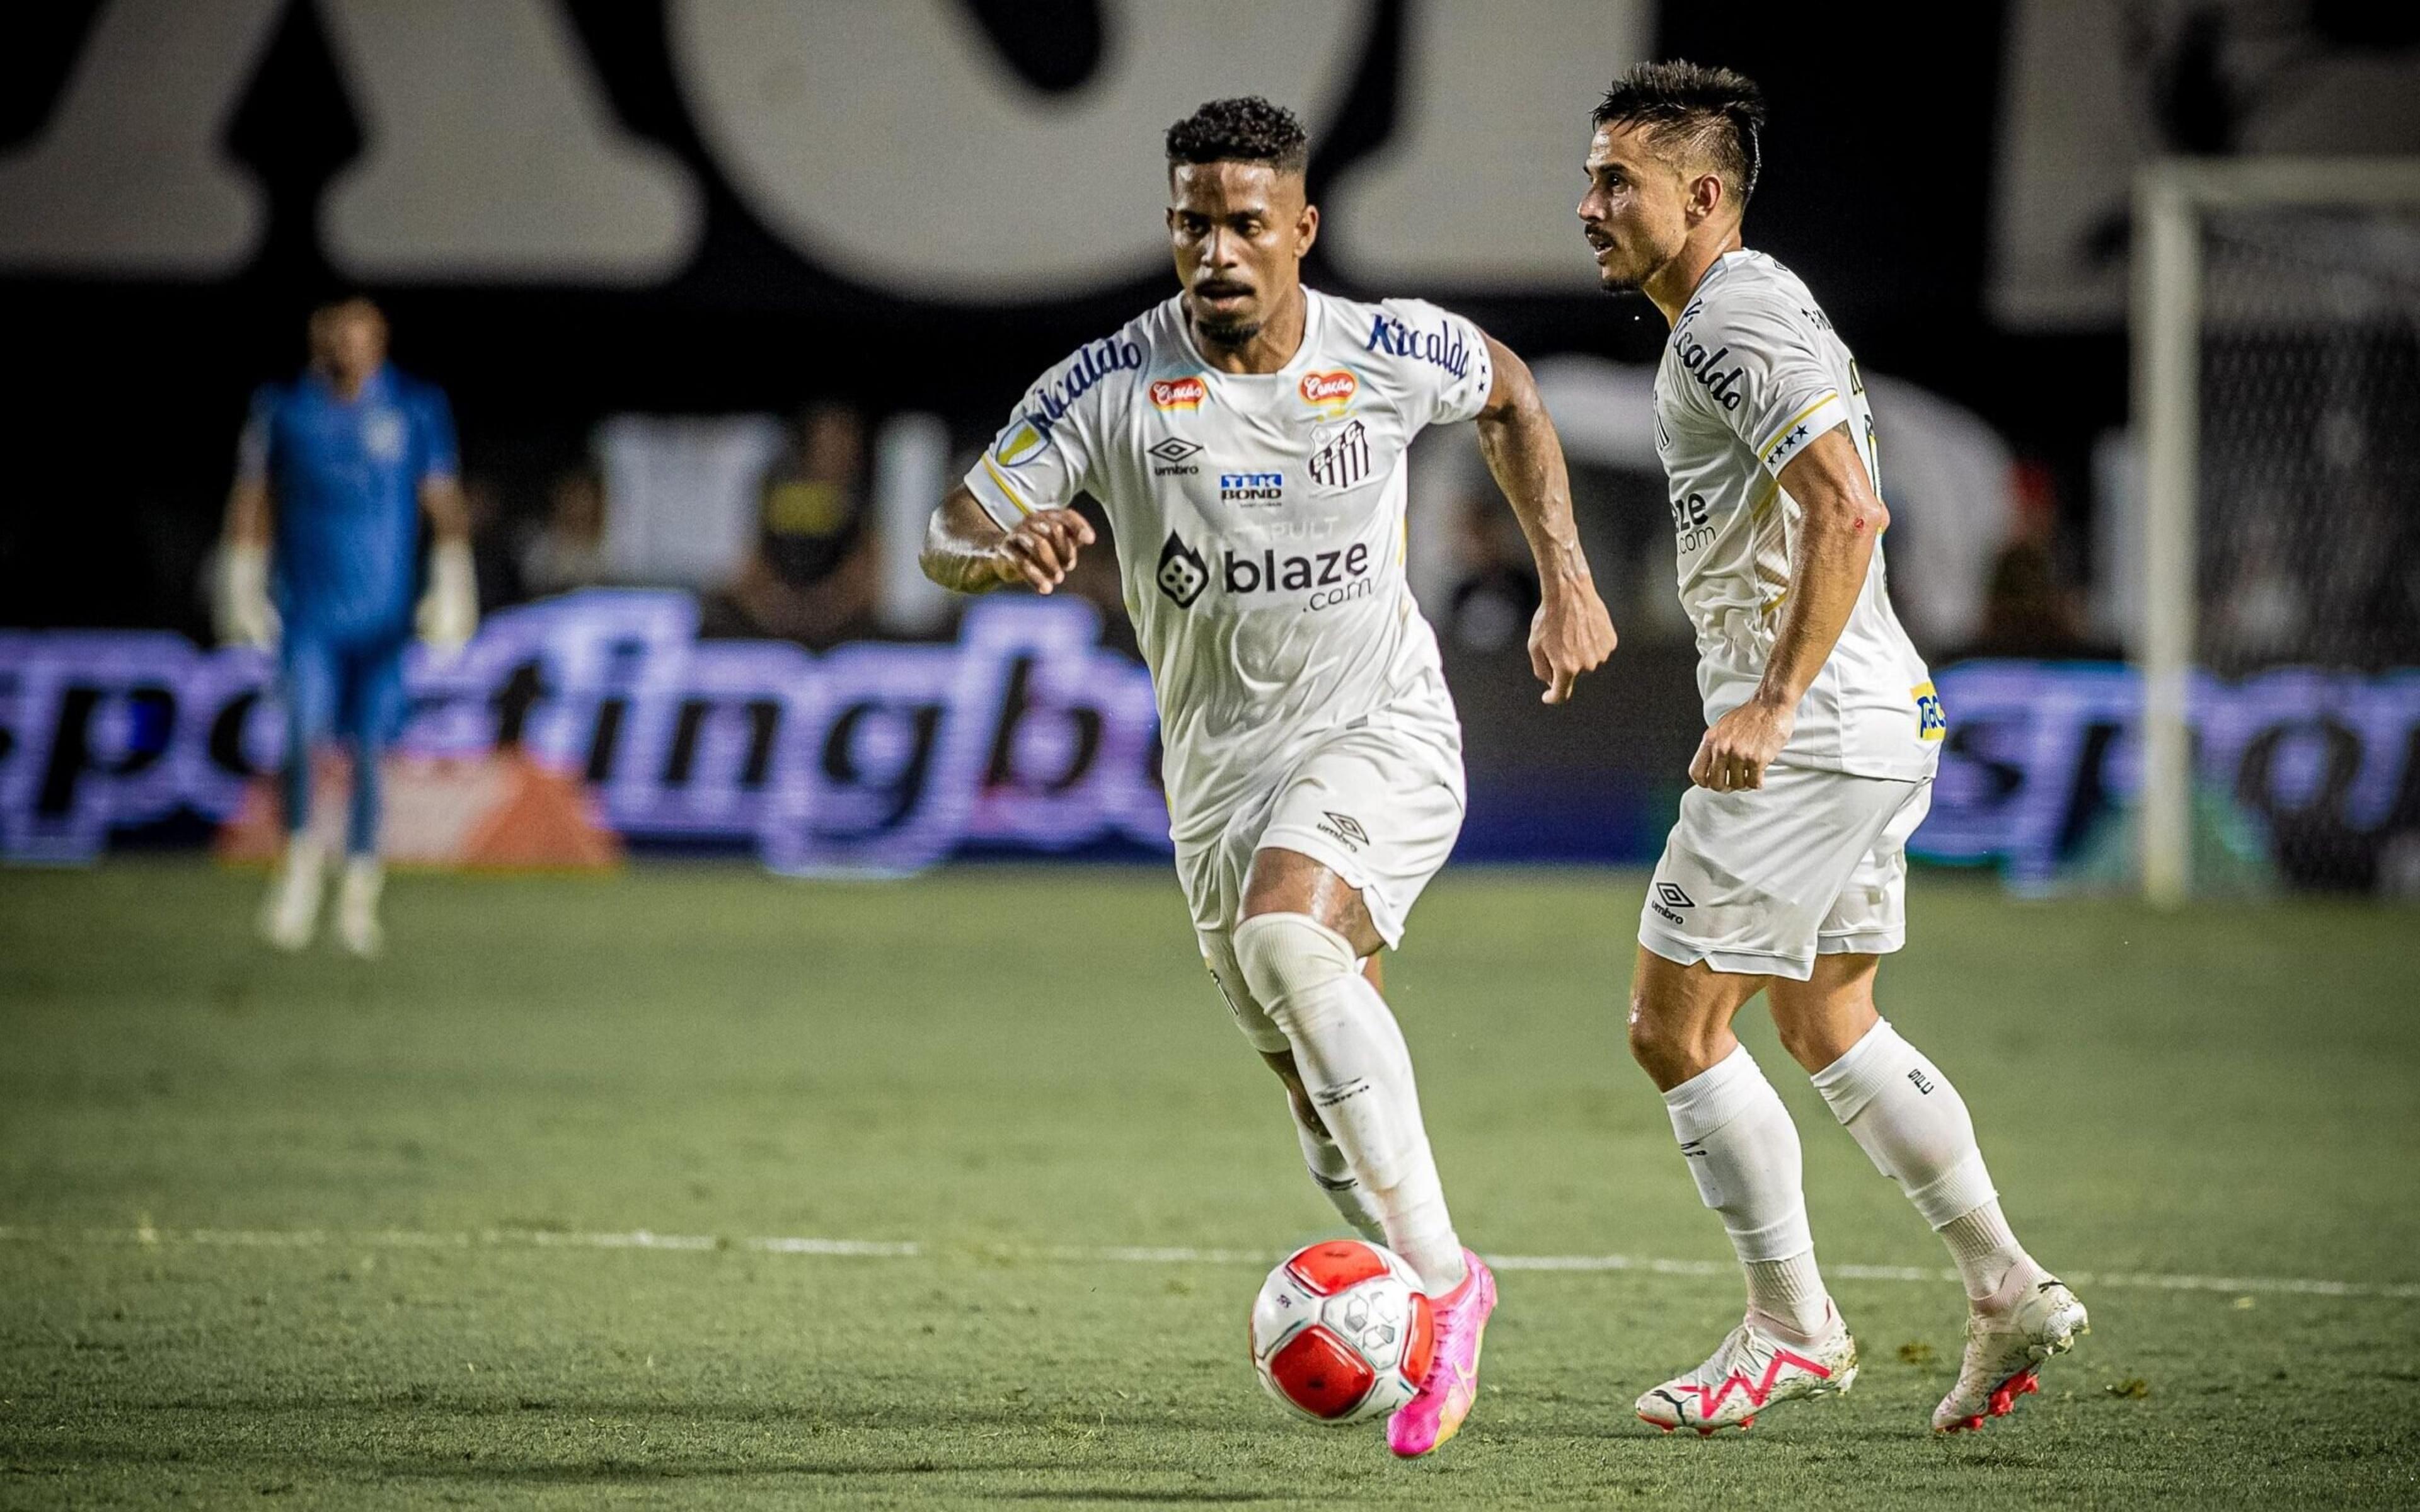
[216,400,279,648]
[1472,333,1616,704]
[1691,424,1886,791]
[919,485,1096,596]
[414,392,478,653]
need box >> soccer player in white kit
[1574,63,2089,1436]
[922,97,1617,1457]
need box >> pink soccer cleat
[1386,1250,1496,1458]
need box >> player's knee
[1233,912,1359,1039]
[1626,990,1724,1086]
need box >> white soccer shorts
[1639,766,1933,981]
[1180,724,1464,1054]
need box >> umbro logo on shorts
[1318,811,1369,849]
[1656,882,1695,909]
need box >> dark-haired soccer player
[217,297,476,956]
[1575,63,2087,1435]
[923,96,1616,1455]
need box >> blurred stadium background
[3,0,2414,891]
[3,3,2419,1506]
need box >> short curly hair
[1593,61,1767,207]
[1165,96,1309,175]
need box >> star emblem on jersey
[1155,531,1209,608]
[1656,882,1695,909]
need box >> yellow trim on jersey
[1757,392,1840,466]
[1748,475,1781,524]
[1761,588,1790,615]
[980,454,1035,517]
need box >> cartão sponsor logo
[1299,370,1357,408]
[1150,375,1207,411]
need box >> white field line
[3,1224,2415,1302]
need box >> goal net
[2135,159,2420,902]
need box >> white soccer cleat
[1932,1273,2088,1433]
[258,837,325,951]
[1636,1307,1858,1435]
[336,858,384,959]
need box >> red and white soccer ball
[1249,1240,1437,1424]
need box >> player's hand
[1690,696,1794,791]
[415,539,479,660]
[215,542,280,650]
[993,508,1096,595]
[1530,580,1617,705]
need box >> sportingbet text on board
[0,593,1167,873]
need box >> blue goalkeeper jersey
[238,364,458,641]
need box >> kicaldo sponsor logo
[1151,376,1208,411]
[1299,370,1357,409]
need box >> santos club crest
[1307,418,1371,496]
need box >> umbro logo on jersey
[1318,811,1369,849]
[1308,418,1371,496]
[1155,532,1209,608]
[1656,882,1695,909]
[1148,437,1203,476]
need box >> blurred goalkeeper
[214,296,476,956]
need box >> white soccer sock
[1662,1044,1831,1339]
[1811,1019,2032,1299]
[1291,1102,1387,1244]
[1235,912,1466,1293]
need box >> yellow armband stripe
[1756,392,1840,466]
[980,455,1035,518]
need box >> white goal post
[2131,156,2420,907]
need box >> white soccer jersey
[965,289,1492,845]
[1653,248,1944,780]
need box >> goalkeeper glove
[416,539,479,657]
[215,542,280,649]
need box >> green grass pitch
[3,860,2417,1508]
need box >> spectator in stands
[710,403,879,647]
[518,464,610,598]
